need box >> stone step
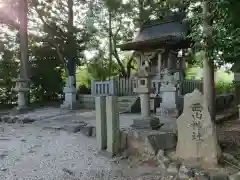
[118,96,137,102]
[118,101,132,107]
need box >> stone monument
[131,64,160,129]
[61,76,79,110]
[176,89,221,167]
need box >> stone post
[95,96,107,150]
[91,80,95,96]
[140,93,150,117]
[109,79,116,95]
[106,96,120,156]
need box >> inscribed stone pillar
[106,96,120,155]
[95,96,107,150]
[176,89,221,167]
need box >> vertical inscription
[190,103,203,142]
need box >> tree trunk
[108,8,113,80]
[67,0,76,87]
[19,0,29,105]
[202,1,216,121]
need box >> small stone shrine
[118,12,190,123]
[176,89,221,167]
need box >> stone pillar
[95,96,107,150]
[140,93,150,117]
[106,96,120,156]
[136,54,141,71]
[61,76,79,110]
[158,52,162,77]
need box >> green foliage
[29,43,64,102]
[215,81,234,94]
[87,53,119,81]
[0,49,18,105]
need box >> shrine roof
[118,13,190,51]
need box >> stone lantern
[61,76,79,110]
[132,65,160,129]
[12,76,30,112]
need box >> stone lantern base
[131,116,161,130]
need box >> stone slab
[132,116,160,130]
[126,130,177,156]
[81,125,94,137]
[147,132,177,153]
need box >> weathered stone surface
[157,149,165,159]
[209,172,229,180]
[132,116,160,130]
[7,116,18,123]
[120,130,128,151]
[95,96,107,150]
[158,156,171,170]
[176,89,221,167]
[81,125,94,137]
[229,172,240,180]
[18,117,35,124]
[92,127,96,137]
[178,165,193,179]
[167,162,179,175]
[106,96,120,155]
[148,132,177,153]
[126,130,156,156]
[62,123,87,133]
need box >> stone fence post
[106,96,120,156]
[95,96,107,150]
[109,79,117,95]
[91,80,96,96]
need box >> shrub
[215,81,234,94]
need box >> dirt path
[0,121,165,180]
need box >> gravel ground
[0,122,164,180]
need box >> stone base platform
[122,129,177,157]
[131,116,161,130]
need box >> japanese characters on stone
[190,103,203,142]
